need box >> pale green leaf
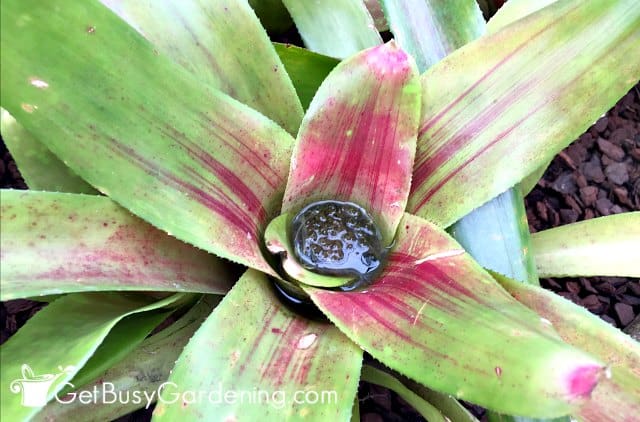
[409,0,640,228]
[0,190,233,300]
[0,108,96,194]
[487,0,558,34]
[0,293,184,421]
[34,296,219,422]
[282,0,382,58]
[154,270,362,421]
[101,0,303,134]
[1,0,295,273]
[532,212,640,278]
[380,0,485,72]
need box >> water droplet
[297,333,317,350]
[29,78,49,89]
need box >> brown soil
[0,84,637,422]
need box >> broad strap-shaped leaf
[60,306,176,394]
[0,109,96,194]
[531,213,640,278]
[273,43,339,110]
[401,377,479,422]
[449,189,538,285]
[154,270,362,421]
[306,213,606,417]
[281,0,382,58]
[408,0,640,227]
[487,0,557,199]
[282,42,420,245]
[0,190,233,300]
[101,0,303,135]
[380,0,485,72]
[35,296,219,422]
[494,274,640,374]
[0,292,183,421]
[494,274,640,421]
[1,0,294,274]
[577,370,640,422]
[487,0,558,34]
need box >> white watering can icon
[9,364,75,407]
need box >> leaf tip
[566,364,604,399]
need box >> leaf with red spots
[1,0,294,274]
[0,190,233,300]
[306,213,607,418]
[408,0,640,227]
[282,41,421,245]
[154,270,362,421]
[495,272,640,419]
[100,0,303,135]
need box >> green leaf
[401,377,479,422]
[449,189,538,285]
[494,274,640,372]
[380,0,485,72]
[281,0,382,58]
[248,0,294,34]
[519,161,550,196]
[531,212,640,278]
[494,274,640,421]
[0,292,183,421]
[61,308,174,394]
[264,213,353,288]
[487,0,558,34]
[361,366,447,422]
[273,43,339,110]
[0,190,233,300]
[35,296,219,422]
[408,0,640,228]
[101,0,303,135]
[306,213,606,417]
[154,270,362,421]
[1,0,295,274]
[0,108,97,194]
[282,42,421,245]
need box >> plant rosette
[1,0,639,421]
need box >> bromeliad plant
[1,0,639,421]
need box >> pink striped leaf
[154,269,362,421]
[282,41,421,244]
[408,0,640,227]
[0,190,233,300]
[1,0,294,274]
[306,213,606,417]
